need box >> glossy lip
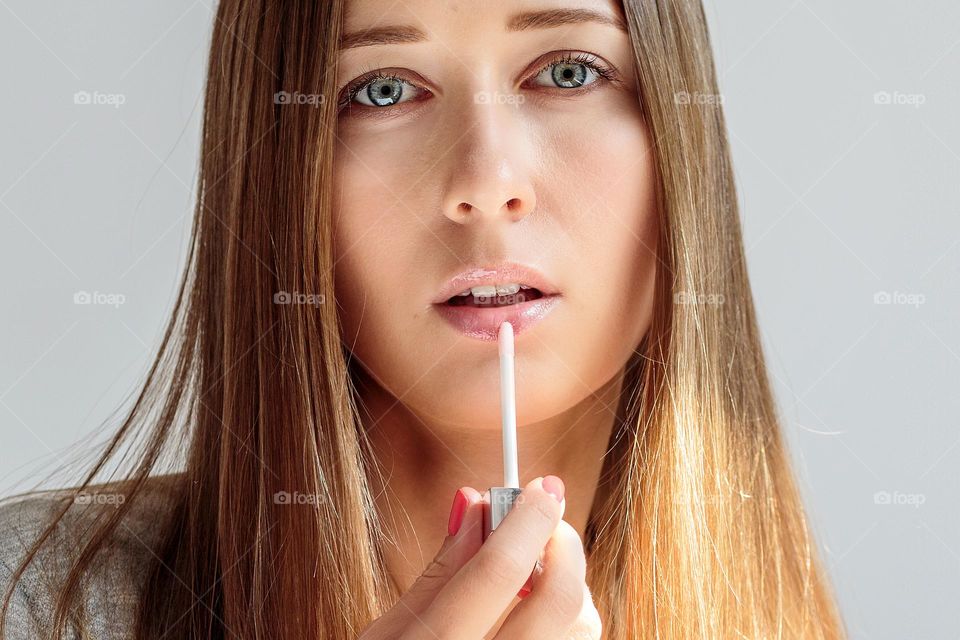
[430,262,561,304]
[430,262,562,341]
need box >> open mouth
[431,265,561,339]
[443,286,546,308]
[432,278,561,340]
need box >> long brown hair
[1,1,847,638]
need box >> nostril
[453,199,524,218]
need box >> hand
[359,475,603,639]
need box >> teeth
[454,283,527,297]
[470,285,498,297]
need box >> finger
[569,584,604,639]
[498,585,602,640]
[402,486,485,611]
[517,553,543,600]
[366,487,484,637]
[494,519,596,639]
[406,475,566,640]
[556,584,602,640]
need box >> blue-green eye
[548,62,591,88]
[530,52,616,90]
[338,51,617,113]
[354,76,419,107]
[355,78,406,107]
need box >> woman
[0,0,847,638]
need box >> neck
[358,367,624,593]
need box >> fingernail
[448,488,469,536]
[542,475,565,503]
[517,570,534,599]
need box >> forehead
[341,0,627,41]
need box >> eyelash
[337,51,618,113]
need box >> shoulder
[0,473,184,639]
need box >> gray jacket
[0,478,176,639]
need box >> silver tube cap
[483,486,522,541]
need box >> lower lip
[432,295,562,341]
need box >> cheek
[585,124,658,337]
[539,107,659,380]
[332,144,405,352]
[332,137,446,395]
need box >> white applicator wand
[483,321,522,541]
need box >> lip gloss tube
[483,321,522,541]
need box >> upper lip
[431,261,561,304]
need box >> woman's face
[333,0,658,430]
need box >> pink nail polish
[542,475,564,503]
[448,489,468,536]
[517,572,533,599]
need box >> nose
[440,103,537,225]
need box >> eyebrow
[339,8,627,50]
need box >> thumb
[398,486,485,613]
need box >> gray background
[0,2,956,637]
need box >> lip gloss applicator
[482,321,522,541]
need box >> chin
[399,366,595,432]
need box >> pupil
[552,63,587,88]
[367,78,403,107]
